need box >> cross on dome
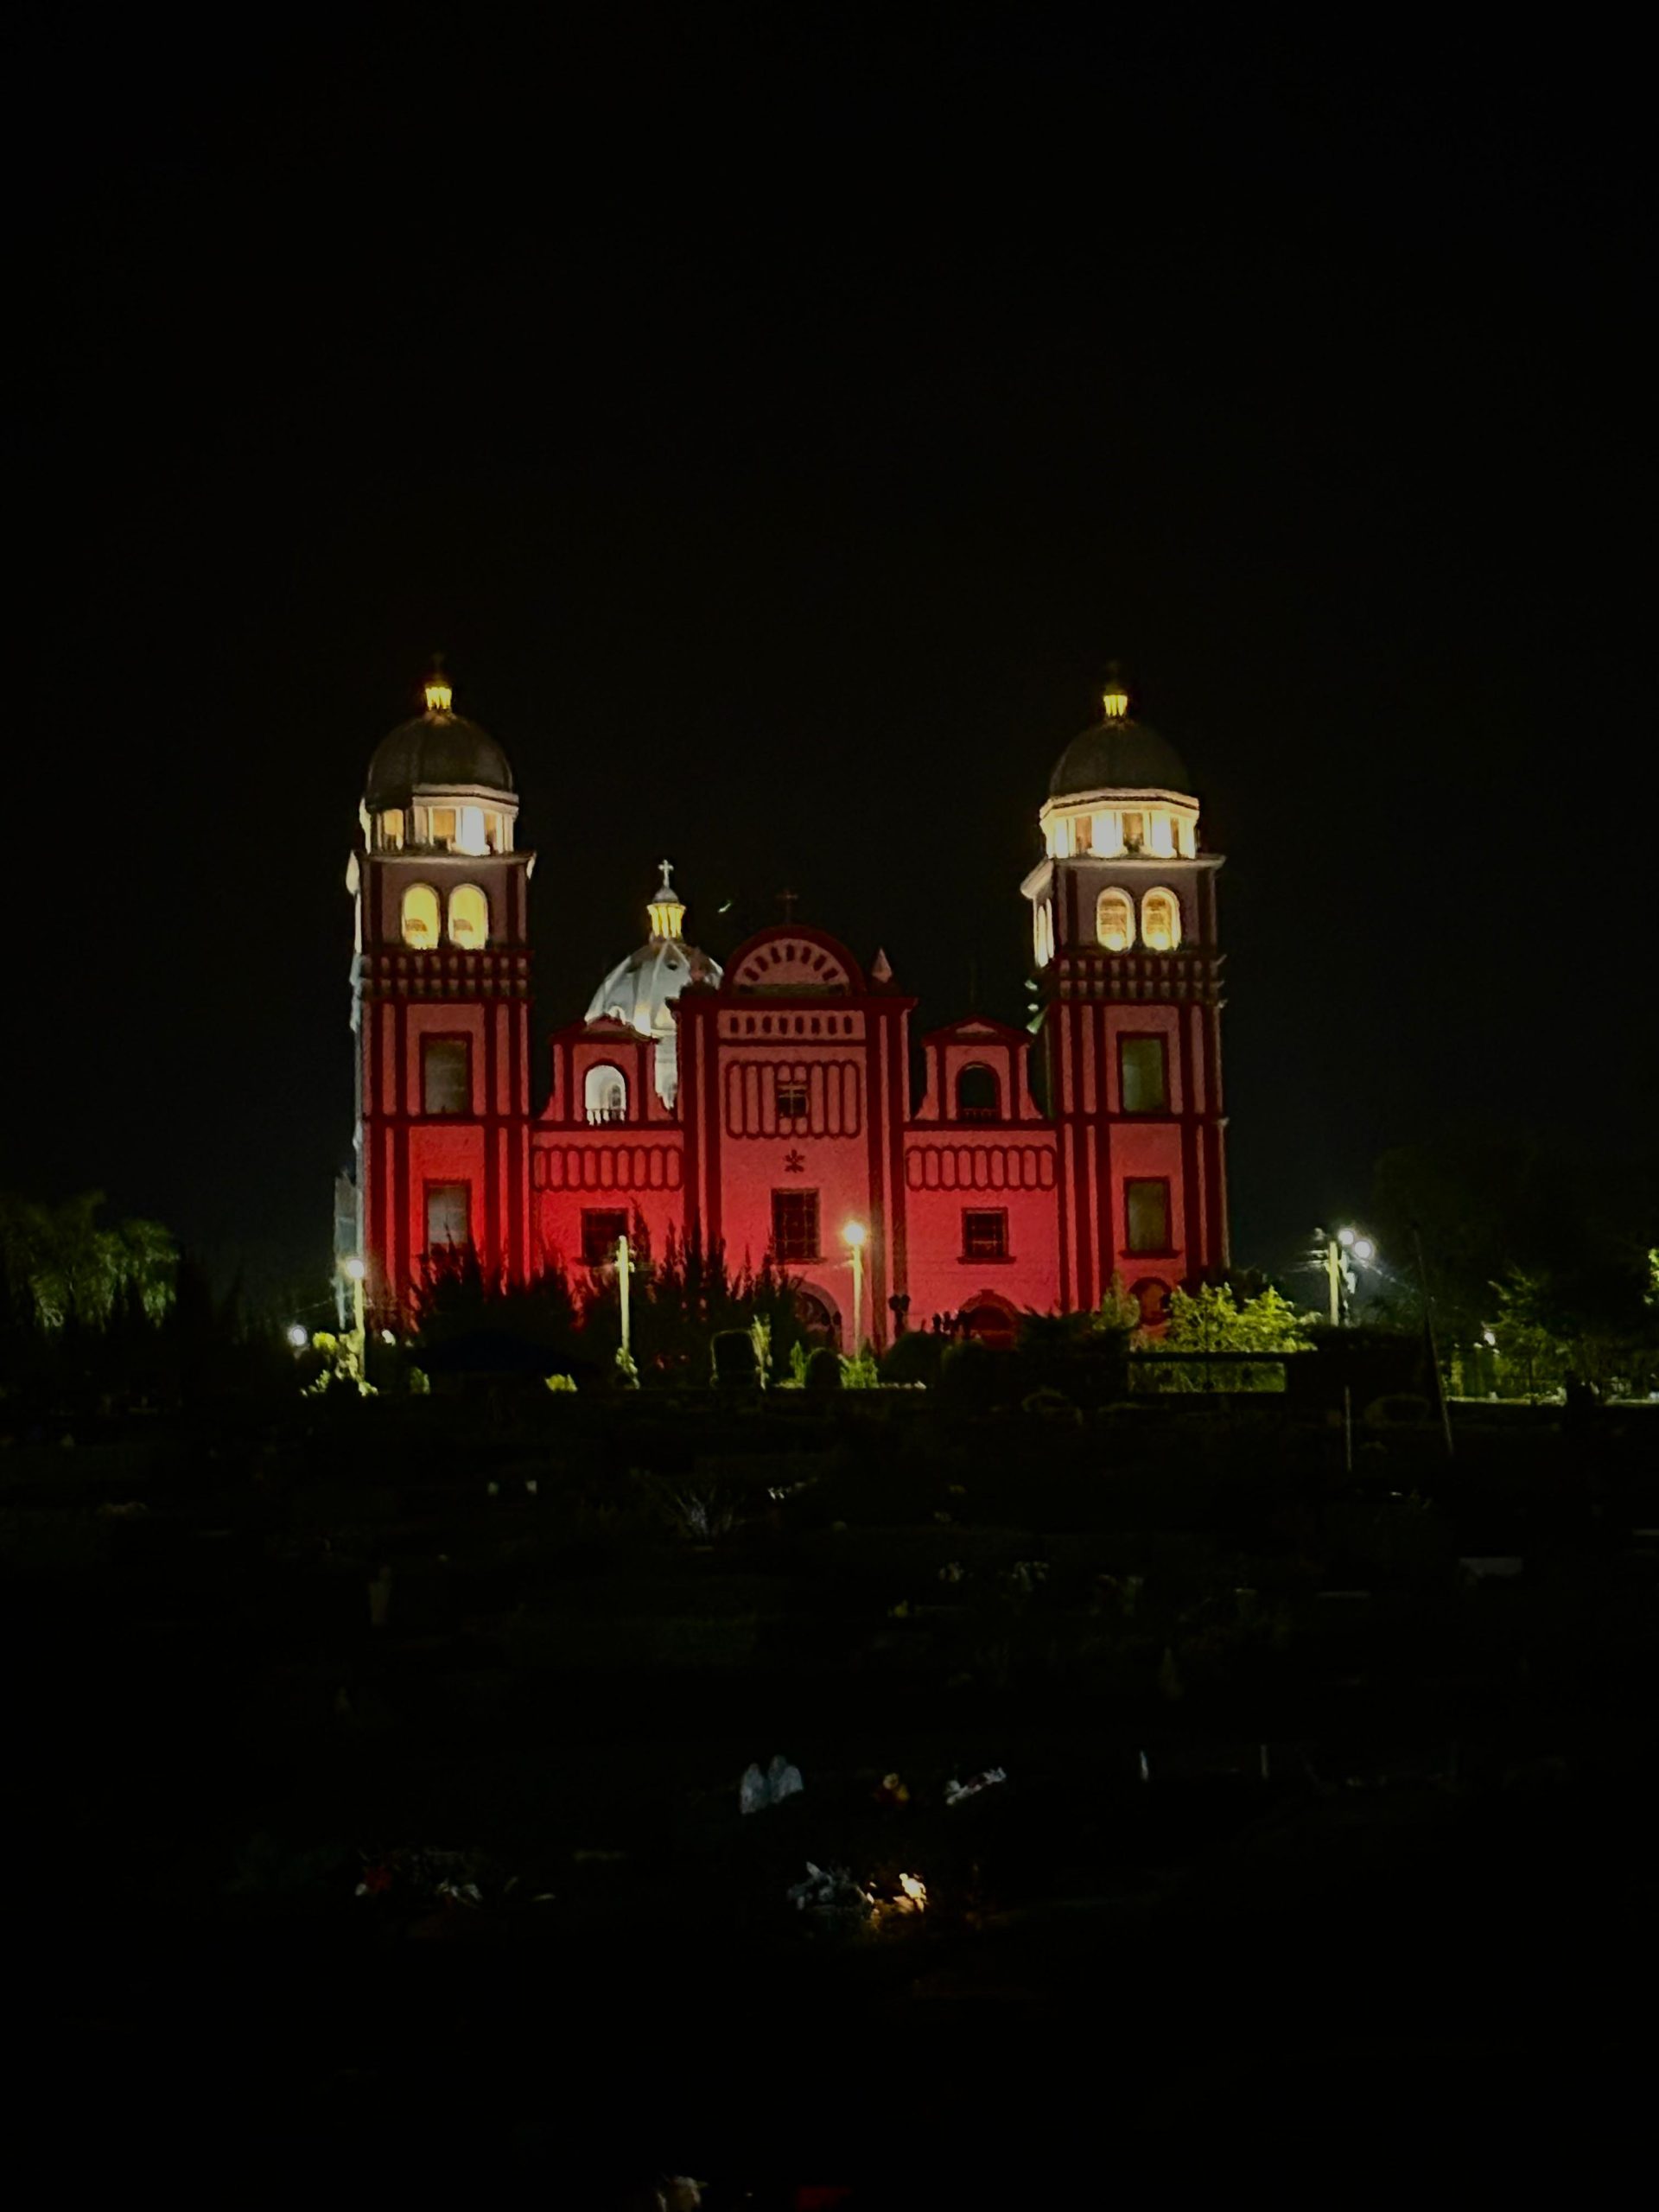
[423,652,454,716]
[646,859,686,941]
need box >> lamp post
[616,1233,632,1366]
[842,1221,867,1353]
[1318,1227,1376,1475]
[1324,1225,1376,1327]
[343,1256,367,1384]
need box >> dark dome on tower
[1046,666,1192,798]
[1048,716,1191,798]
[365,667,514,806]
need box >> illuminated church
[346,665,1229,1343]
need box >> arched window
[1096,887,1135,952]
[401,883,440,949]
[956,1063,999,1122]
[1033,899,1053,967]
[448,883,489,949]
[584,1063,627,1122]
[1141,888,1181,951]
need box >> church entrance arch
[959,1291,1019,1347]
[791,1282,840,1344]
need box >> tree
[0,1191,176,1333]
[1141,1282,1313,1390]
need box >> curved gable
[723,927,864,995]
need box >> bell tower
[1020,668,1228,1317]
[348,664,536,1310]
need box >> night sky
[11,12,1653,1300]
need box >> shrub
[880,1331,944,1388]
[711,1330,759,1389]
[805,1344,842,1392]
[938,1337,1002,1414]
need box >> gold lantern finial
[647,857,687,942]
[423,654,453,715]
[1102,661,1129,721]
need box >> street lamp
[1320,1226,1376,1327]
[342,1256,367,1382]
[286,1324,308,1351]
[1319,1226,1377,1478]
[842,1221,867,1351]
[615,1232,633,1370]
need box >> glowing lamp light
[344,1256,367,1282]
[1351,1236,1376,1262]
[1102,661,1130,721]
[423,666,453,714]
[286,1324,308,1350]
[1338,1227,1357,1249]
[842,1222,867,1250]
[1483,1329,1497,1347]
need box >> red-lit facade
[350,673,1229,1338]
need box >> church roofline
[719,922,869,995]
[920,1014,1033,1048]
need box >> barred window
[772,1189,820,1262]
[777,1077,809,1119]
[962,1209,1009,1261]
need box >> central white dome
[584,864,721,1105]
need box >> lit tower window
[448,884,489,948]
[1141,888,1181,950]
[1096,887,1135,951]
[402,883,440,947]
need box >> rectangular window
[776,1077,809,1119]
[422,1035,471,1115]
[429,806,457,848]
[1122,810,1144,852]
[1119,1034,1168,1114]
[1072,813,1093,855]
[380,808,404,849]
[1125,1178,1172,1255]
[425,1182,470,1252]
[581,1209,629,1267]
[772,1189,820,1262]
[963,1209,1009,1261]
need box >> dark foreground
[4,1389,1656,2197]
